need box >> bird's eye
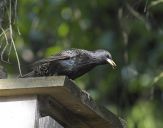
[106,54,112,59]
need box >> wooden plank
[38,96,91,128]
[0,96,38,128]
[39,116,64,128]
[0,76,124,128]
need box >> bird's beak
[106,58,117,69]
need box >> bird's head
[93,50,117,68]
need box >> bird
[21,48,116,79]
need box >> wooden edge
[0,76,66,96]
[0,76,66,89]
[63,77,124,128]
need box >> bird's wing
[32,48,92,67]
[33,55,70,66]
[33,49,79,66]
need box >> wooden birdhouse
[0,76,125,128]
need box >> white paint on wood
[0,96,38,128]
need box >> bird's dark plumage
[22,49,116,79]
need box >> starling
[22,49,116,79]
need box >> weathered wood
[39,96,91,128]
[0,76,124,128]
[39,116,64,128]
[0,96,39,128]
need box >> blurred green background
[0,0,163,127]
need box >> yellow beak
[106,58,117,69]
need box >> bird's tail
[19,71,35,78]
